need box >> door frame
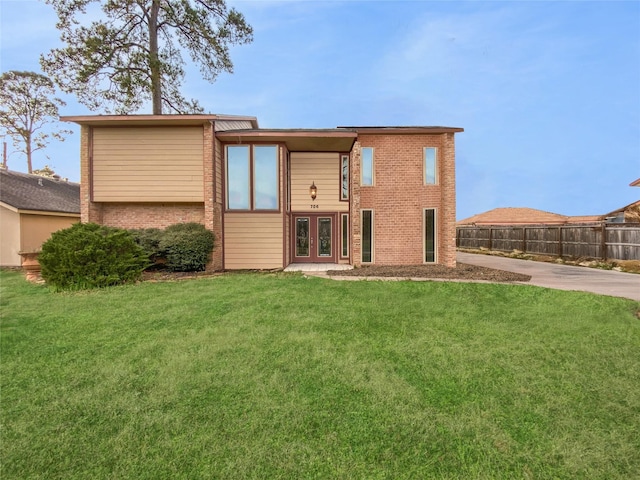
[291,213,338,263]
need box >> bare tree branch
[0,71,70,173]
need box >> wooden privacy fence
[456,223,640,261]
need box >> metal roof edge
[61,113,259,128]
[337,126,464,134]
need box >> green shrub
[130,228,164,262]
[158,222,214,272]
[39,223,149,290]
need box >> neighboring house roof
[630,178,640,187]
[458,203,640,226]
[457,207,568,225]
[0,169,80,214]
[603,199,640,222]
[566,215,603,223]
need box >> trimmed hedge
[39,223,149,290]
[130,223,215,272]
[159,223,215,272]
[129,228,163,263]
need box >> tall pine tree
[41,0,253,114]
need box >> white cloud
[372,4,590,118]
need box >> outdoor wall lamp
[309,181,317,201]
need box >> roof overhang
[61,114,259,128]
[0,201,80,217]
[337,126,464,134]
[216,129,358,152]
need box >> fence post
[558,227,563,258]
[600,222,607,261]
[488,227,493,251]
[523,227,527,253]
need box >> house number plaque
[310,204,319,209]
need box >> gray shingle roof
[0,169,80,214]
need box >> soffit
[216,129,358,152]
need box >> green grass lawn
[1,270,639,479]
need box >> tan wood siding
[0,205,21,266]
[290,152,348,212]
[224,213,283,269]
[92,127,204,202]
[20,214,79,253]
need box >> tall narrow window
[226,145,250,209]
[361,147,374,186]
[253,146,278,210]
[341,155,349,200]
[341,213,349,258]
[318,217,332,257]
[296,218,310,257]
[362,209,373,263]
[424,147,437,185]
[425,208,436,263]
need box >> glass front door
[293,214,336,263]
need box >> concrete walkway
[458,252,640,301]
[284,263,353,272]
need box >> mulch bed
[327,262,531,282]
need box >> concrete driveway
[458,252,640,301]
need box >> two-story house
[63,114,462,270]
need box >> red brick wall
[351,143,362,266]
[80,125,103,224]
[101,203,205,230]
[205,126,222,270]
[355,133,457,267]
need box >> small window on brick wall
[362,209,374,263]
[361,148,374,186]
[424,208,436,263]
[424,147,437,185]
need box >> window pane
[362,210,372,263]
[425,147,436,185]
[361,148,373,186]
[341,155,349,199]
[227,146,249,209]
[318,218,332,257]
[342,214,349,257]
[296,218,309,257]
[425,209,435,262]
[254,146,278,210]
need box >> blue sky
[1,0,638,220]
